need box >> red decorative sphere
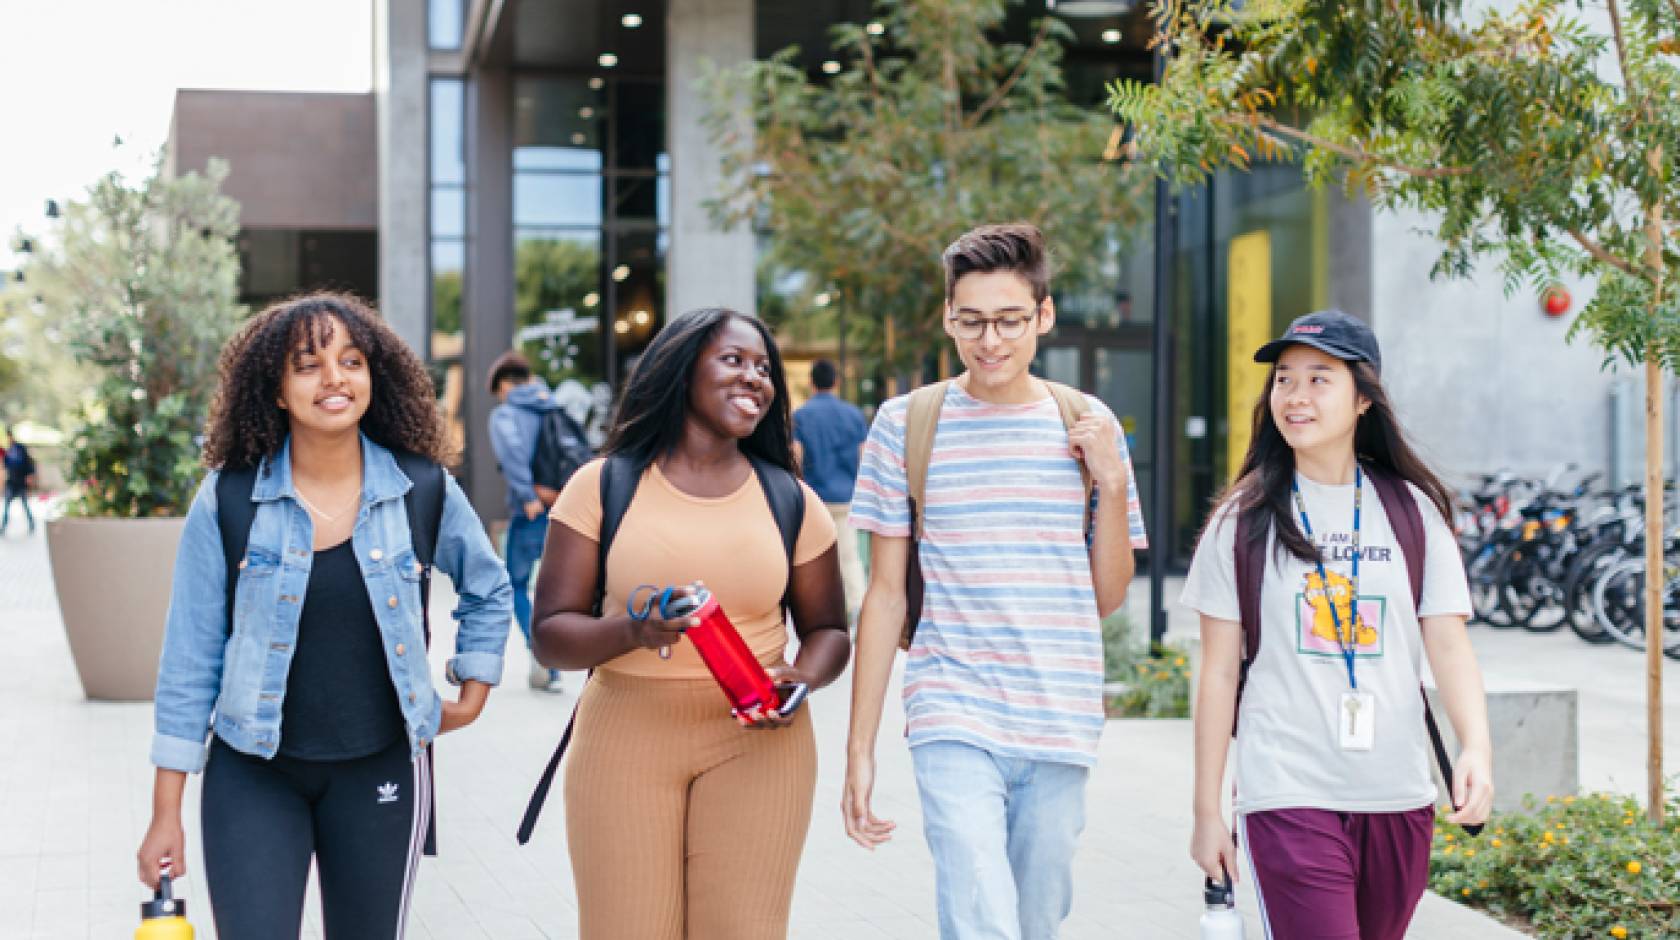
[1542,284,1571,317]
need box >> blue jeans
[911,741,1089,940]
[505,513,548,646]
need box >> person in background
[792,359,869,620]
[2,425,36,536]
[489,351,565,693]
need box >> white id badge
[1337,691,1375,751]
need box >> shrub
[1101,611,1191,719]
[1432,788,1680,938]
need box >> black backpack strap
[390,451,446,856]
[748,454,806,612]
[215,466,260,634]
[519,455,641,846]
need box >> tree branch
[1607,0,1637,101]
[1229,115,1474,179]
[966,15,1052,130]
[1566,226,1647,280]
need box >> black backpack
[215,450,447,854]
[531,407,594,494]
[515,452,805,845]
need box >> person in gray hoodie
[488,351,564,692]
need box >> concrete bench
[1426,680,1578,813]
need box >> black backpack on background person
[531,406,594,496]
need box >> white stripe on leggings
[1238,814,1276,940]
[396,753,430,939]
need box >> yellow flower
[1174,657,1186,667]
[1443,833,1454,843]
[1155,671,1170,680]
[1443,846,1456,856]
[1624,818,1635,826]
[1561,836,1569,845]
[1478,880,1489,889]
[1611,926,1628,939]
[1627,861,1643,874]
[1491,839,1503,848]
[1555,822,1566,830]
[1464,849,1476,858]
[1564,795,1576,804]
[1546,795,1557,804]
[1460,888,1471,896]
[1542,832,1555,844]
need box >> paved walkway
[0,521,1577,938]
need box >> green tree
[1111,0,1678,820]
[19,158,247,517]
[514,237,602,384]
[707,0,1149,387]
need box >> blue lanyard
[1291,466,1363,690]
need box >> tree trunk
[1645,142,1667,825]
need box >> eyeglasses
[947,307,1041,341]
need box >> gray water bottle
[1200,873,1245,940]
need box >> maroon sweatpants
[1239,806,1435,940]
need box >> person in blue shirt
[488,351,565,692]
[792,359,869,618]
[1,426,36,535]
[136,292,512,939]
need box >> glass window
[428,0,465,50]
[514,174,604,228]
[430,79,466,185]
[431,189,466,239]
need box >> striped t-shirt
[850,382,1148,766]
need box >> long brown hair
[1222,359,1453,564]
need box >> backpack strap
[215,466,260,634]
[904,381,949,541]
[1044,380,1094,538]
[1231,505,1265,736]
[392,451,447,648]
[518,452,803,846]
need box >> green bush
[1432,789,1680,939]
[1101,612,1191,719]
[21,159,246,517]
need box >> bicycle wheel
[1496,546,1567,631]
[1592,558,1650,650]
[1467,543,1515,628]
[1563,540,1624,644]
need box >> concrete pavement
[0,522,1567,938]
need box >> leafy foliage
[20,160,246,517]
[1432,789,1680,938]
[1101,611,1192,718]
[1109,0,1679,368]
[706,0,1150,383]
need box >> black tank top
[279,540,406,760]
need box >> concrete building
[163,0,1634,565]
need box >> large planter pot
[46,516,185,701]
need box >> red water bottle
[663,585,806,725]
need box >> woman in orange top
[531,306,850,940]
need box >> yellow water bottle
[136,871,194,939]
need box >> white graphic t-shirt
[1179,473,1472,814]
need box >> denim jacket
[150,435,513,773]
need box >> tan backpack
[898,378,1094,650]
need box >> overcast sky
[0,0,374,269]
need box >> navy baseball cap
[1253,310,1382,375]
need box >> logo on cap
[1292,325,1325,334]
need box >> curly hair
[203,292,450,470]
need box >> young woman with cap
[1179,310,1494,940]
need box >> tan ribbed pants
[563,669,818,940]
[826,503,866,619]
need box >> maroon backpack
[1232,466,1481,834]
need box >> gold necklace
[294,485,361,523]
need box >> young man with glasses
[844,223,1148,938]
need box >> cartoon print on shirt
[1295,569,1387,658]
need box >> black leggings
[201,736,429,939]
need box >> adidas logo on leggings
[377,782,400,804]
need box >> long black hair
[602,307,796,474]
[204,292,449,471]
[1225,358,1454,564]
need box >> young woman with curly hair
[136,292,513,938]
[531,307,850,939]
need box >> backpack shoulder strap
[748,454,807,612]
[1365,466,1426,604]
[1045,381,1095,538]
[1231,503,1265,735]
[392,451,447,648]
[904,381,949,540]
[595,454,643,616]
[215,466,260,635]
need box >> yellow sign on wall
[1227,231,1273,482]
